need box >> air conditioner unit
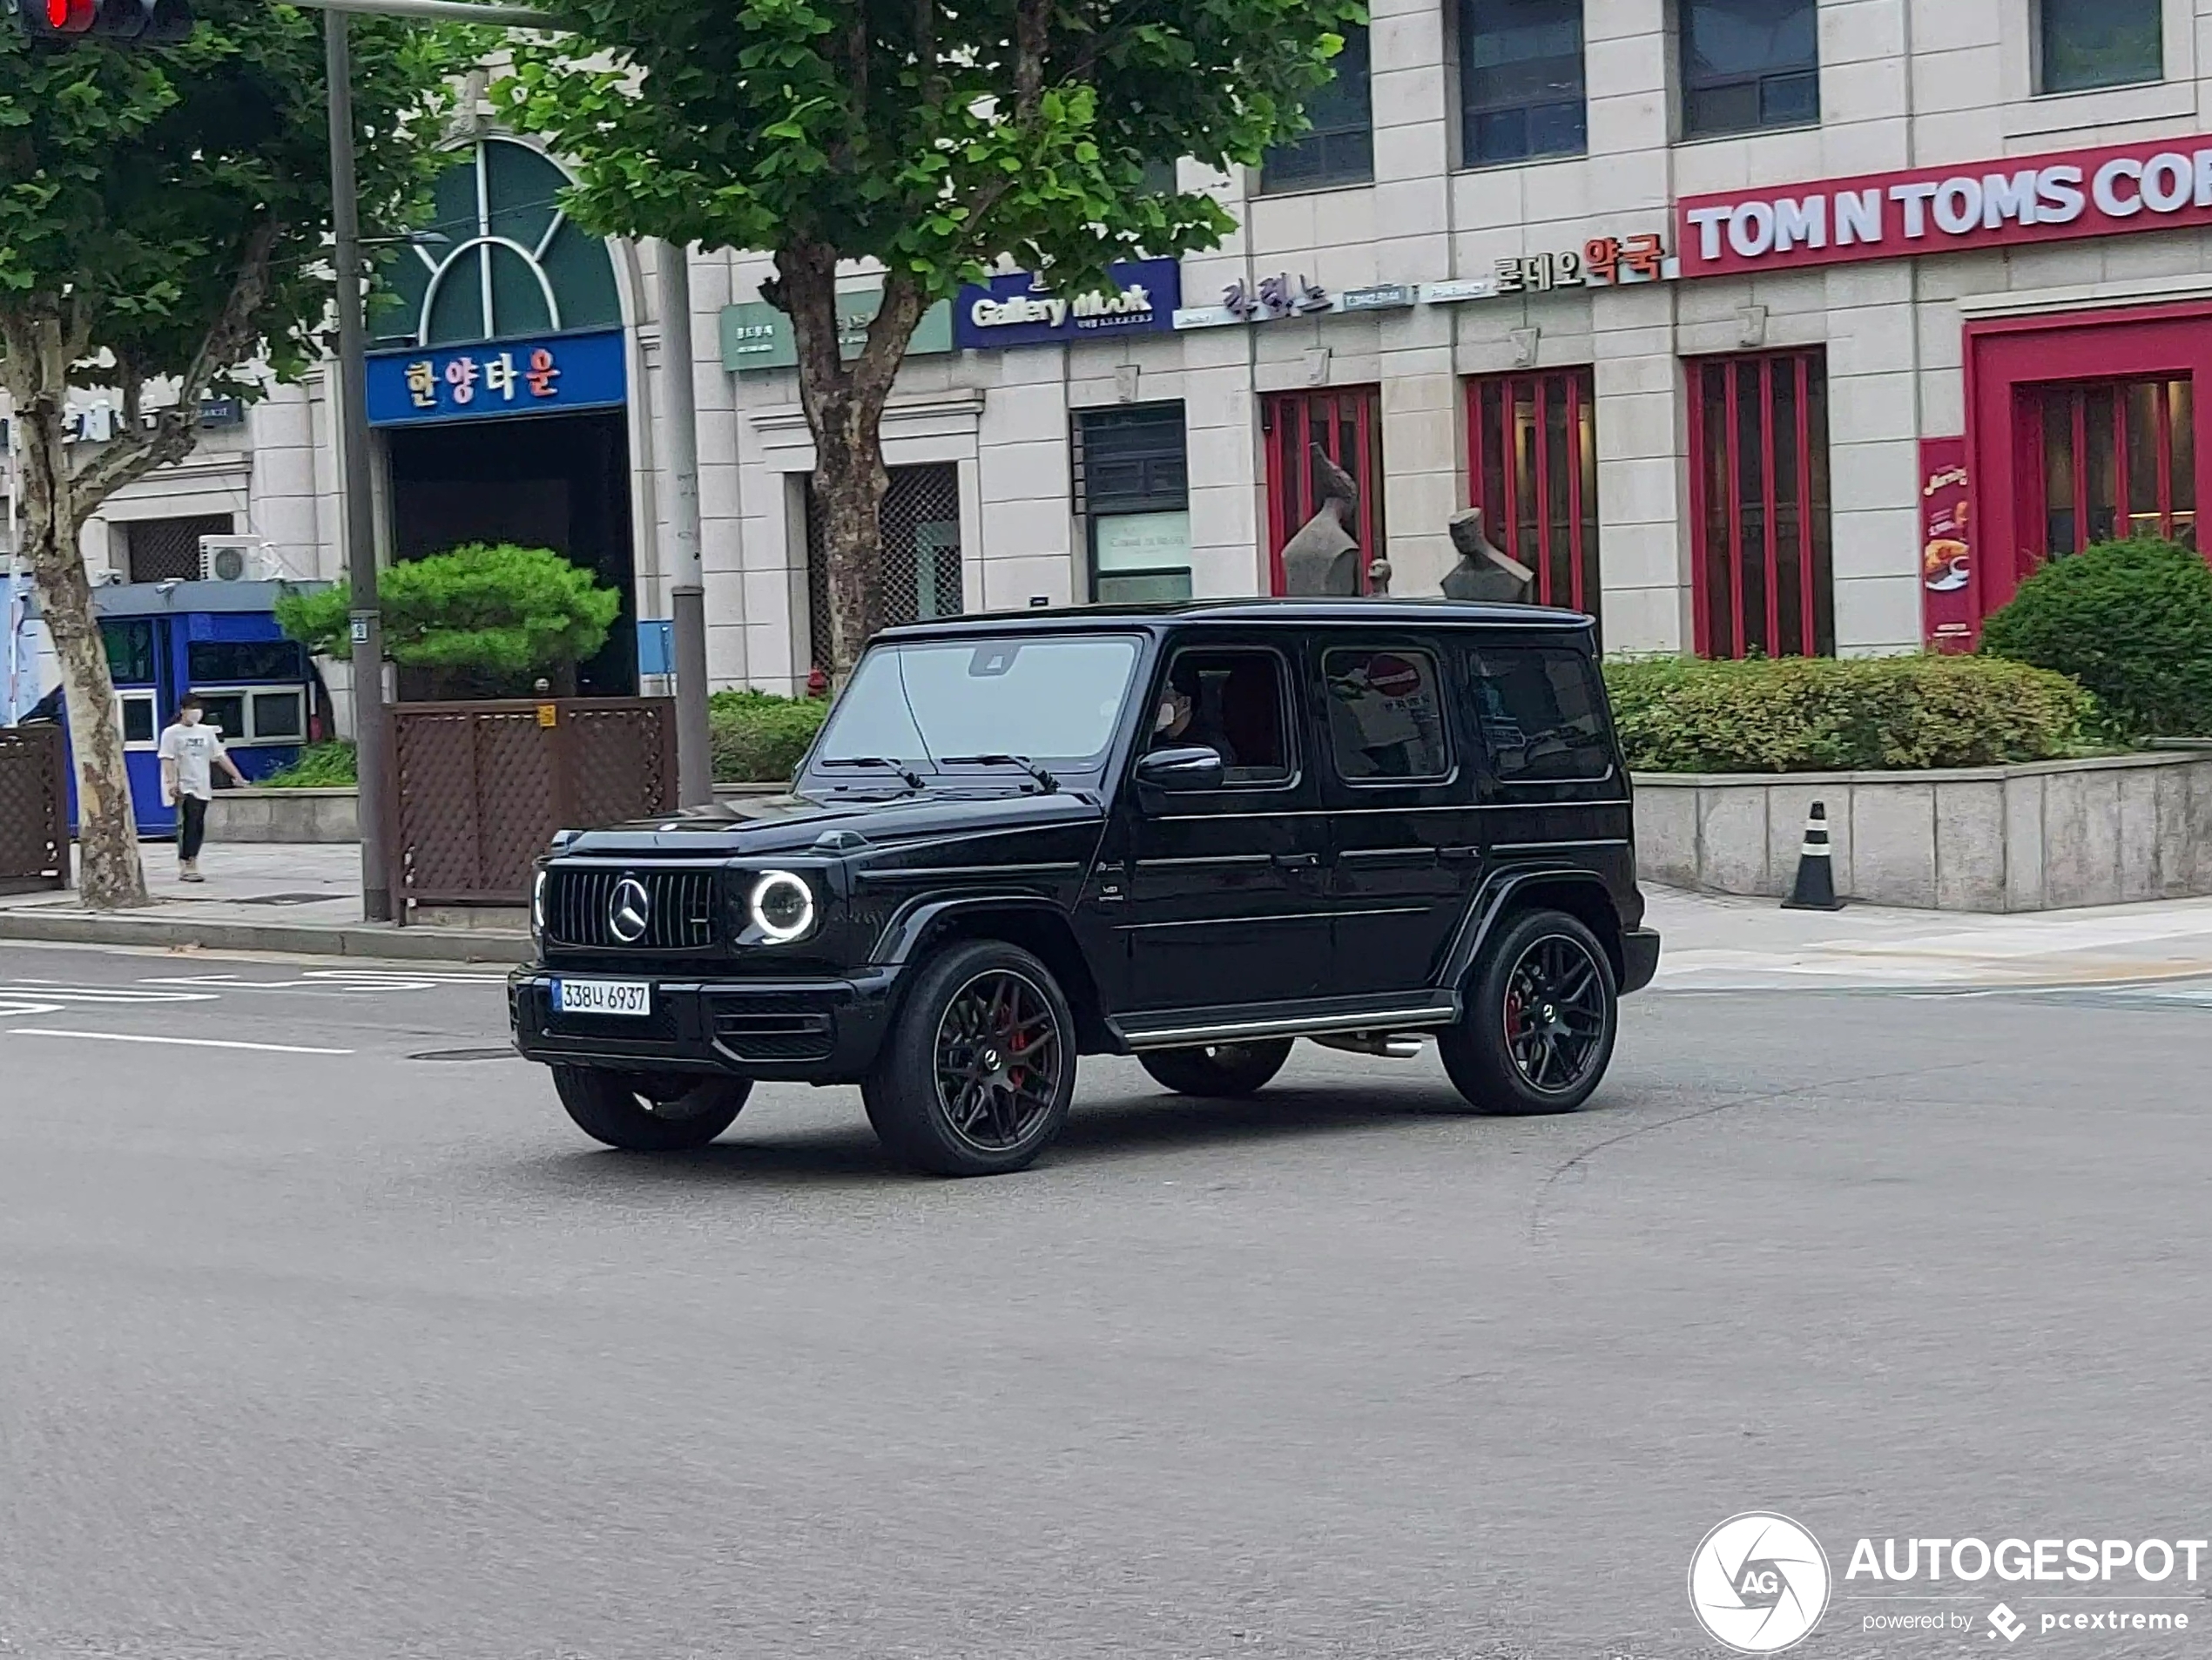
[199,536,280,583]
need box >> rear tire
[552,1066,752,1151]
[863,940,1078,1177]
[1138,1039,1293,1098]
[1438,908,1617,1116]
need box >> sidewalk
[0,844,529,963]
[4,841,2211,983]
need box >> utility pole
[658,245,712,806]
[324,10,393,922]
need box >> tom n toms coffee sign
[1678,135,2212,276]
[953,258,1180,349]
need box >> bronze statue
[1442,507,1534,604]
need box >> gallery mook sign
[1676,134,2212,276]
[953,258,1181,350]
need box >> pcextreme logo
[1688,1513,1833,1654]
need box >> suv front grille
[544,866,720,951]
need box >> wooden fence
[0,724,71,895]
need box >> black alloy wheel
[1138,1039,1294,1098]
[552,1066,752,1151]
[863,939,1079,1176]
[1438,908,1618,1116]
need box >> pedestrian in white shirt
[157,694,246,882]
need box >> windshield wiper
[936,753,1059,793]
[819,756,926,790]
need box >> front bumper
[508,966,901,1083]
[1621,927,1662,995]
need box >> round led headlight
[747,869,815,944]
[530,867,548,939]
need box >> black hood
[558,786,1106,859]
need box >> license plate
[551,978,652,1017]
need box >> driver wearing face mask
[1150,671,1238,767]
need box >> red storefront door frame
[1966,300,2212,619]
[1261,387,1386,595]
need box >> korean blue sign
[953,258,1181,351]
[365,328,628,427]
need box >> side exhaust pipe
[1311,1031,1426,1060]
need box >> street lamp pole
[324,10,394,923]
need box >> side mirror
[1133,745,1224,791]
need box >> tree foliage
[496,0,1360,671]
[0,6,469,905]
[278,543,622,684]
[1980,538,2212,739]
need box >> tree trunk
[774,242,928,679]
[1,332,148,909]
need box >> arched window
[372,138,623,349]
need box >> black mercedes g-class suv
[510,599,1659,1175]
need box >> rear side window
[1322,647,1451,781]
[1466,645,1613,782]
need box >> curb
[0,908,533,964]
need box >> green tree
[0,8,466,907]
[1980,537,2212,739]
[277,543,622,697]
[498,0,1359,675]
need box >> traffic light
[12,0,192,45]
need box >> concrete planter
[1634,748,2212,912]
[205,786,360,845]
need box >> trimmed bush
[261,740,357,788]
[709,689,827,784]
[1979,537,2212,739]
[1603,654,2093,774]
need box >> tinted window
[252,690,306,740]
[101,620,156,685]
[2040,0,2161,93]
[1322,648,1450,781]
[120,695,156,746]
[1467,646,1612,782]
[1261,25,1373,191]
[1151,649,1294,785]
[198,692,246,741]
[1681,0,1819,137]
[1461,0,1588,165]
[190,640,306,683]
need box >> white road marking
[0,984,218,1002]
[0,1001,65,1018]
[6,1029,355,1056]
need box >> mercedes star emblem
[609,876,651,944]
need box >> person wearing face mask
[1150,671,1239,767]
[157,694,247,883]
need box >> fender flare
[1439,865,1624,990]
[870,892,1074,967]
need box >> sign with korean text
[366,328,627,427]
[720,291,954,373]
[1679,135,2212,278]
[1919,437,1977,653]
[953,259,1181,350]
[1494,233,1675,296]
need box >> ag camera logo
[1689,1513,1832,1653]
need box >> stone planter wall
[1634,748,2212,912]
[205,787,360,844]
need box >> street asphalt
[2,940,2209,1659]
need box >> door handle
[1271,851,1321,870]
[1438,846,1482,864]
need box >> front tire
[1138,1040,1293,1098]
[552,1066,752,1151]
[1438,908,1617,1116]
[863,940,1078,1177]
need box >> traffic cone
[1782,802,1845,911]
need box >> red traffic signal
[12,0,192,44]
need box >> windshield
[813,635,1143,773]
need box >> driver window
[1150,649,1293,786]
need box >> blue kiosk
[43,581,325,837]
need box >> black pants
[177,795,209,862]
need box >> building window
[2039,0,2163,94]
[1262,25,1373,192]
[1460,0,1588,165]
[1680,0,1820,138]
[2033,377,2196,555]
[1688,350,1834,659]
[124,514,233,584]
[1466,371,1602,636]
[1262,387,1387,595]
[1322,648,1452,780]
[805,463,963,674]
[1466,645,1615,782]
[1076,404,1192,603]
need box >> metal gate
[1262,387,1386,594]
[806,462,964,672]
[0,724,69,894]
[389,698,676,908]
